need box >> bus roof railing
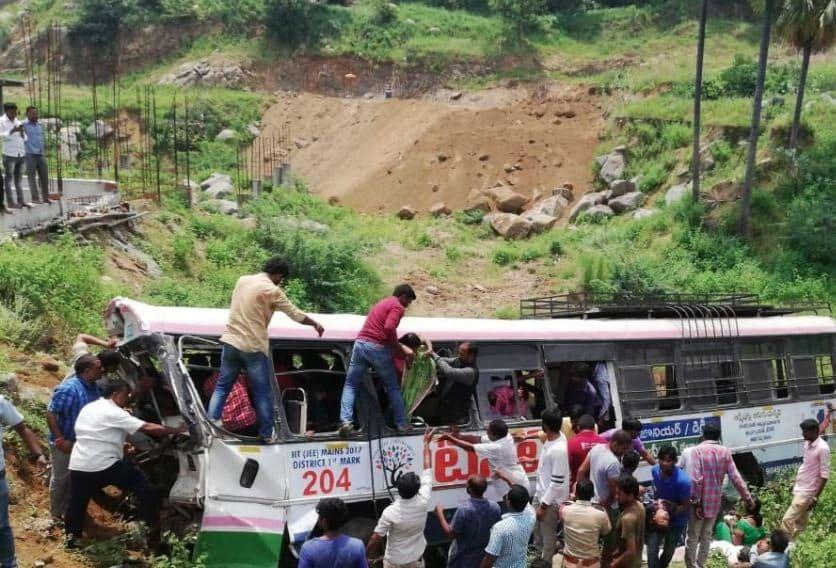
[519,291,832,320]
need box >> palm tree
[691,0,709,202]
[777,0,836,150]
[740,0,776,238]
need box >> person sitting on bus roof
[440,419,528,502]
[561,364,601,420]
[601,418,656,466]
[298,497,367,568]
[367,429,435,567]
[207,257,324,443]
[431,342,478,426]
[338,284,417,438]
[201,371,258,437]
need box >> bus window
[790,335,835,397]
[741,342,790,402]
[652,365,681,410]
[476,344,545,423]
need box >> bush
[490,0,547,41]
[454,210,485,225]
[0,296,47,350]
[785,181,835,269]
[369,0,397,24]
[491,245,519,266]
[444,245,462,261]
[718,54,759,98]
[265,0,319,46]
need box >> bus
[102,294,835,567]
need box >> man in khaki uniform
[555,479,611,568]
[207,257,323,441]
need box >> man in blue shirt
[647,446,691,568]
[299,498,367,568]
[46,354,103,520]
[435,475,502,568]
[22,106,51,204]
[482,484,536,568]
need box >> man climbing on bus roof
[600,418,656,466]
[441,419,528,502]
[780,418,830,541]
[208,257,324,442]
[431,342,478,426]
[338,284,416,437]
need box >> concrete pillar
[251,179,262,199]
[272,166,281,187]
[281,163,291,185]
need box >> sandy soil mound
[255,84,604,214]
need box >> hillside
[0,0,834,566]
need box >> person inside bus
[431,342,478,425]
[208,257,324,443]
[202,370,259,437]
[601,418,656,466]
[562,364,601,419]
[591,361,613,429]
[487,381,516,419]
[338,284,417,437]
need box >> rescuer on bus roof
[207,257,324,442]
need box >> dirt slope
[256,84,604,214]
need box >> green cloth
[735,518,767,546]
[714,520,733,542]
[401,347,436,418]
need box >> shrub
[718,54,759,98]
[444,245,462,261]
[265,0,319,46]
[369,0,397,25]
[490,0,547,41]
[660,123,691,148]
[548,239,562,256]
[491,245,519,266]
[785,181,835,269]
[171,234,195,272]
[454,210,485,225]
[0,296,47,350]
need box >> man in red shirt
[568,414,604,485]
[339,284,417,437]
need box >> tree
[490,0,547,42]
[691,0,709,202]
[776,0,836,150]
[739,0,775,237]
[264,0,316,47]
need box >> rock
[294,137,308,149]
[437,153,448,162]
[699,144,716,171]
[40,359,61,373]
[34,561,46,568]
[246,124,261,137]
[598,152,625,185]
[489,213,532,239]
[595,154,609,167]
[562,182,574,191]
[632,208,658,220]
[158,57,253,88]
[602,189,613,202]
[41,117,62,131]
[553,186,574,201]
[200,172,231,190]
[569,191,607,222]
[473,284,487,293]
[449,91,463,101]
[0,374,19,397]
[613,145,627,153]
[665,183,691,206]
[428,26,441,34]
[609,191,645,213]
[464,193,492,213]
[201,173,234,199]
[770,96,785,107]
[523,213,557,234]
[20,385,50,404]
[478,153,490,161]
[58,124,81,161]
[503,163,514,173]
[86,119,113,139]
[397,205,417,220]
[429,202,451,217]
[487,186,527,213]
[327,195,340,205]
[609,179,636,198]
[425,285,440,295]
[529,195,569,218]
[584,205,615,221]
[215,128,236,141]
[204,199,239,215]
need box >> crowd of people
[0,102,53,214]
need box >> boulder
[598,152,625,185]
[0,374,19,397]
[699,144,715,171]
[204,199,239,216]
[425,285,441,295]
[478,153,490,161]
[553,186,574,201]
[86,119,113,139]
[201,173,234,199]
[490,186,527,214]
[247,124,261,137]
[464,194,492,214]
[489,213,532,239]
[59,124,81,161]
[200,172,232,190]
[158,57,253,88]
[609,191,645,214]
[429,202,451,217]
[397,205,417,220]
[632,208,658,220]
[665,183,691,206]
[562,182,574,191]
[523,213,557,234]
[529,195,569,218]
[41,117,62,131]
[584,205,615,221]
[215,128,236,141]
[609,179,635,198]
[569,191,607,222]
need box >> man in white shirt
[530,408,569,566]
[65,379,186,548]
[367,429,435,568]
[0,103,27,209]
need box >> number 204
[302,468,351,496]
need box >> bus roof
[106,297,836,343]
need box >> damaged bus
[103,294,835,567]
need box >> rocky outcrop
[489,186,527,214]
[523,213,557,234]
[609,179,636,198]
[608,191,645,214]
[158,57,253,88]
[488,213,532,239]
[596,147,626,185]
[569,191,607,222]
[585,205,615,221]
[204,199,239,216]
[529,195,569,218]
[200,173,234,200]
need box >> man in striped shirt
[481,484,536,568]
[685,423,753,568]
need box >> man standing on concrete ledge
[23,106,52,204]
[0,103,27,209]
[339,284,417,437]
[208,257,324,442]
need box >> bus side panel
[195,500,285,568]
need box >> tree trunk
[740,0,774,238]
[789,41,811,151]
[691,0,709,202]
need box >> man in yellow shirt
[207,258,324,441]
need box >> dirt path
[256,83,604,214]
